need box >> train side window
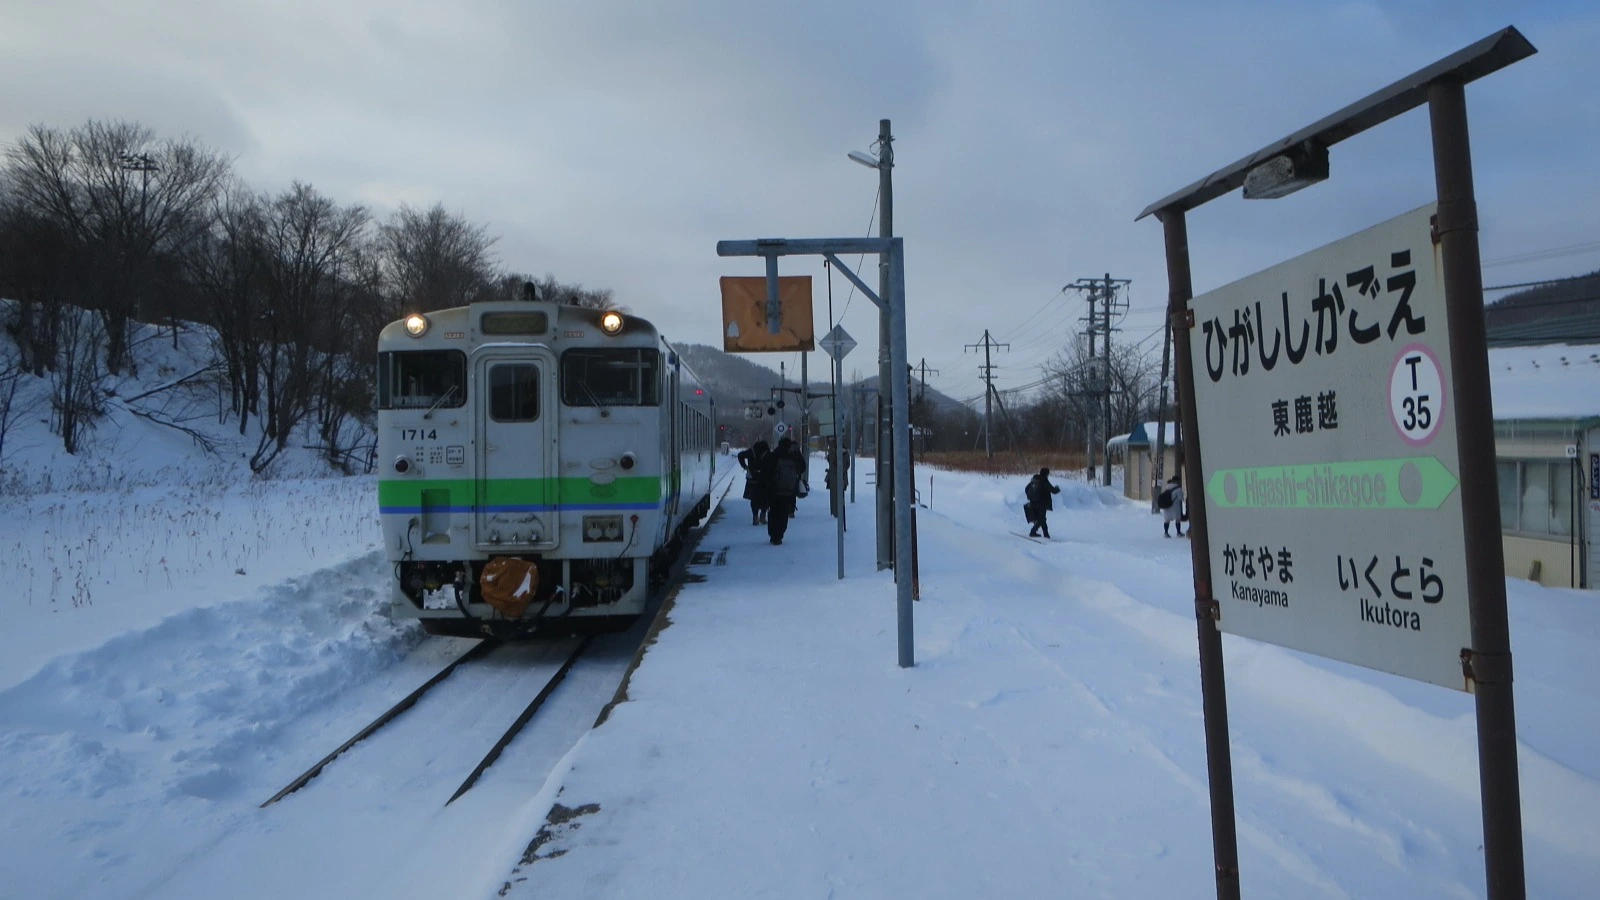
[489,363,540,422]
[561,348,660,406]
[378,350,467,410]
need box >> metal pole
[1086,288,1097,482]
[1152,318,1173,512]
[836,351,846,579]
[1160,208,1241,900]
[1429,76,1525,900]
[850,385,858,504]
[984,332,994,459]
[887,239,914,668]
[801,351,809,450]
[1103,273,1114,486]
[875,118,895,572]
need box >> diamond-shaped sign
[819,324,857,360]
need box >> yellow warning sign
[720,276,815,353]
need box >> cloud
[3,0,1595,401]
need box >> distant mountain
[674,343,806,445]
[855,372,970,418]
[1486,269,1600,347]
[672,342,977,448]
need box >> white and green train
[377,295,715,638]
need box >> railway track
[261,470,737,811]
[260,636,590,809]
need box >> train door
[666,358,681,524]
[473,349,558,550]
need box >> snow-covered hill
[0,300,369,493]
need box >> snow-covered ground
[2,449,1596,898]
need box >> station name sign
[1189,203,1472,690]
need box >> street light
[847,150,880,170]
[849,120,895,572]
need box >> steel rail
[445,635,593,805]
[260,638,500,807]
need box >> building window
[1496,460,1519,530]
[1501,458,1580,538]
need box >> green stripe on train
[378,476,665,507]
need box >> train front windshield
[378,350,467,410]
[561,348,660,406]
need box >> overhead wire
[1482,239,1600,269]
[994,286,1069,343]
[835,189,880,324]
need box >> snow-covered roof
[1125,421,1177,447]
[1489,343,1600,422]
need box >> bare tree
[1034,340,1159,454]
[185,182,267,433]
[493,272,615,309]
[0,193,80,377]
[379,203,497,312]
[4,119,229,375]
[0,323,41,467]
[249,182,369,473]
[312,236,387,472]
[50,305,106,455]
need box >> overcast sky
[4,1,1596,403]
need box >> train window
[378,350,467,410]
[489,363,540,422]
[561,348,660,407]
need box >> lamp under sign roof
[1242,142,1330,200]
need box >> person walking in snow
[1024,467,1061,539]
[737,440,772,525]
[1159,475,1185,538]
[761,437,808,545]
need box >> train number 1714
[400,428,437,441]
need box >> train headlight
[394,456,413,474]
[599,311,624,335]
[404,314,429,337]
[619,452,636,471]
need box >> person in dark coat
[762,437,809,545]
[1159,475,1185,538]
[737,440,772,525]
[1024,467,1061,538]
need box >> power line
[1483,277,1593,293]
[836,189,880,323]
[995,287,1069,343]
[1483,239,1600,269]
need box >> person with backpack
[1024,468,1061,539]
[762,436,809,545]
[1159,475,1185,538]
[737,440,772,525]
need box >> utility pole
[964,330,1009,459]
[800,352,809,450]
[118,152,164,342]
[1152,307,1173,512]
[1066,274,1130,486]
[874,120,895,571]
[914,357,939,454]
[849,119,895,571]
